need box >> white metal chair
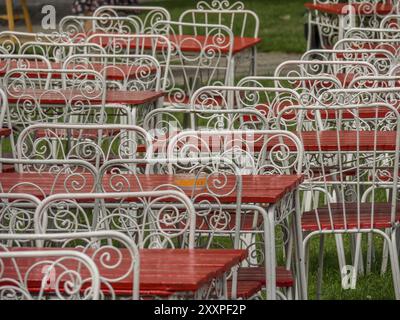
[16,123,153,169]
[0,248,100,300]
[151,20,234,107]
[306,0,399,49]
[0,231,139,300]
[276,103,400,300]
[86,33,171,94]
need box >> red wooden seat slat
[0,128,11,137]
[302,202,400,231]
[227,280,264,299]
[237,266,294,287]
[196,213,263,231]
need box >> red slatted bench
[227,266,294,299]
[302,202,400,231]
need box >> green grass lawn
[305,234,395,300]
[147,0,309,53]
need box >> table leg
[251,46,257,77]
[263,204,276,300]
[293,190,307,300]
[5,0,15,31]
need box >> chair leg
[381,228,390,275]
[20,0,33,32]
[352,234,362,288]
[316,234,325,300]
[5,0,15,31]
[389,230,400,300]
[335,234,346,273]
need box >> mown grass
[306,234,395,300]
[147,0,309,53]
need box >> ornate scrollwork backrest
[99,157,242,248]
[321,86,400,121]
[0,54,53,88]
[335,37,400,58]
[0,248,100,300]
[0,231,140,300]
[380,13,400,28]
[179,1,259,38]
[94,5,171,34]
[167,130,304,176]
[35,190,195,252]
[5,68,106,133]
[18,42,105,63]
[87,34,171,92]
[151,21,234,106]
[59,16,140,43]
[63,54,161,91]
[345,27,400,39]
[0,159,98,209]
[16,124,153,168]
[0,31,72,54]
[276,103,400,229]
[238,75,342,107]
[351,1,398,29]
[190,85,302,128]
[301,49,395,75]
[275,60,378,90]
[0,194,41,244]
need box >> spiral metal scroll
[0,248,99,300]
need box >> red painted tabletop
[7,88,163,105]
[0,61,156,81]
[0,173,304,204]
[90,34,261,55]
[305,2,394,15]
[1,248,247,294]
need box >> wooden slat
[2,248,247,293]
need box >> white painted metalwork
[0,248,100,300]
[151,20,234,107]
[16,123,153,167]
[275,103,400,299]
[0,231,140,300]
[59,16,140,43]
[94,5,171,34]
[301,49,396,75]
